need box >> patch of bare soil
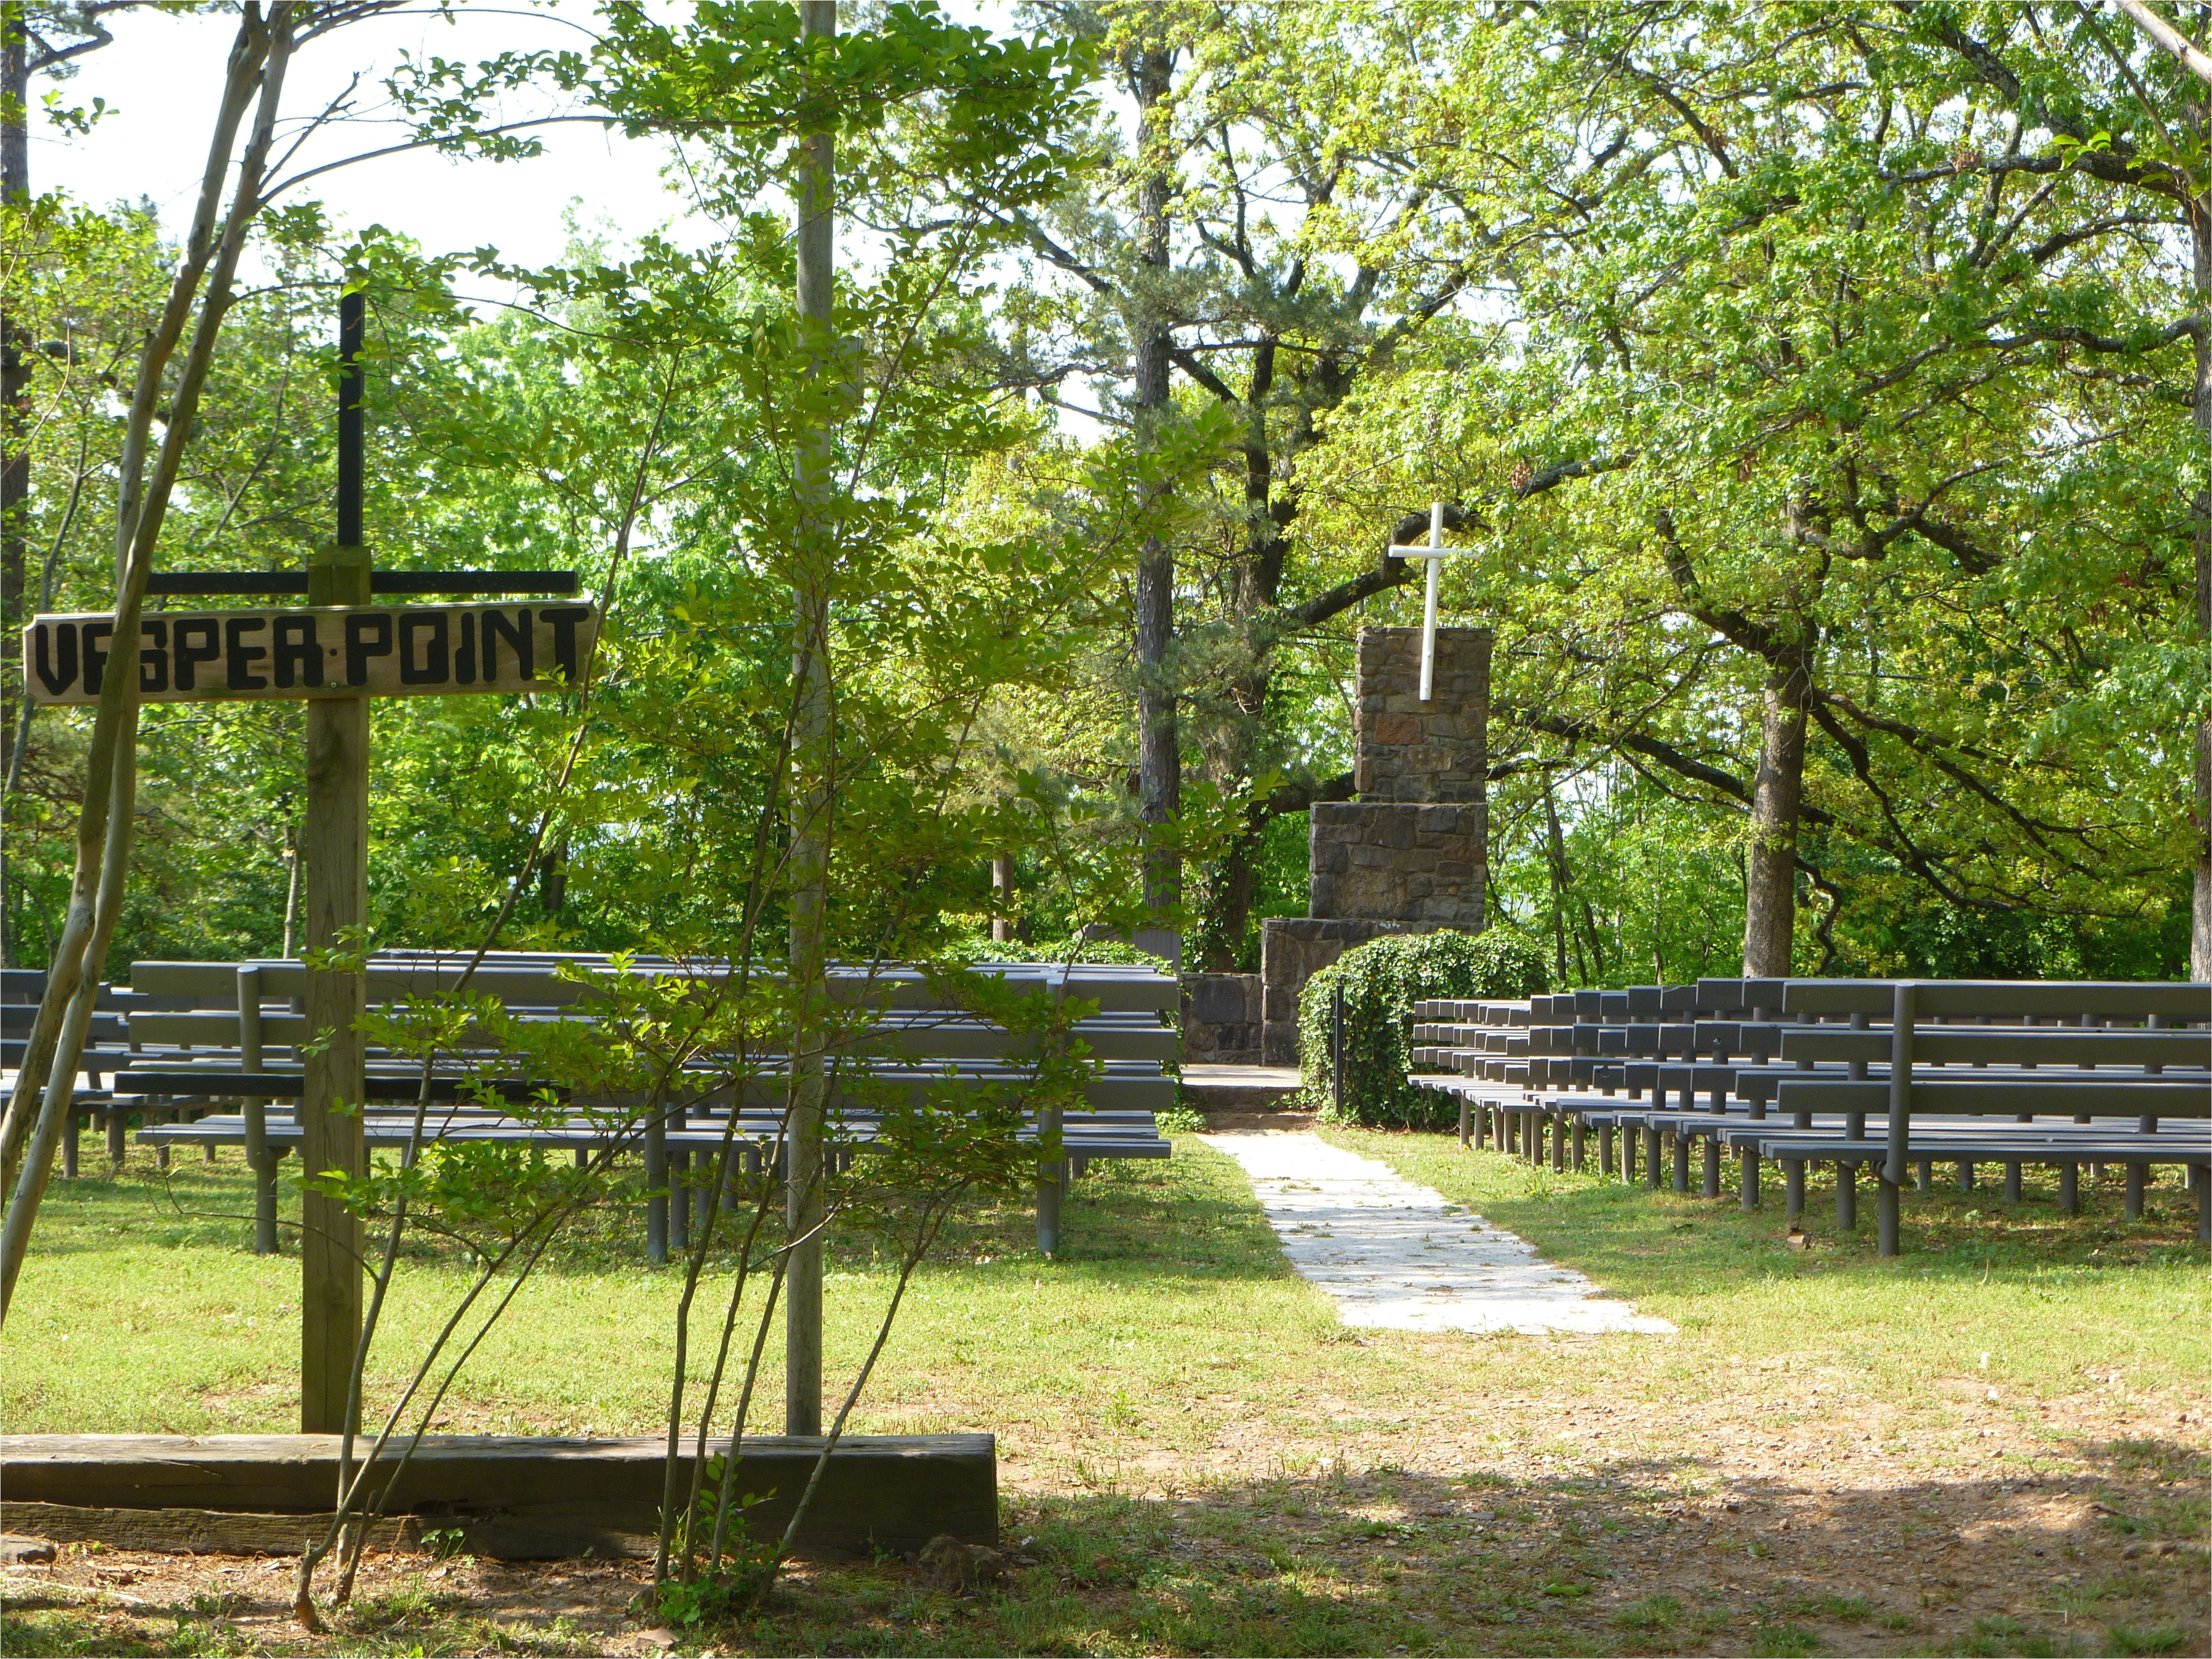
[7,1389,2202,1656]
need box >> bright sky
[33,3,705,286]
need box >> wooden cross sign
[1387,501,1479,704]
[15,288,605,1436]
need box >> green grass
[3,1129,2206,1657]
[1323,1126,2211,1411]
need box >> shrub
[1298,929,1547,1129]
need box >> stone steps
[1180,1064,1307,1111]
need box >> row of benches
[4,952,1180,1258]
[1407,978,2210,1251]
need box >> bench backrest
[1783,980,2209,1022]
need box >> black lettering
[541,605,591,686]
[82,621,113,694]
[31,623,76,696]
[139,620,168,694]
[172,618,220,690]
[398,610,449,684]
[345,611,393,686]
[453,610,475,685]
[273,615,322,688]
[225,616,269,690]
[480,607,531,683]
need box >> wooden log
[0,1432,995,1559]
[2,1500,425,1557]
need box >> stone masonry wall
[1181,973,1262,1066]
[1257,625,1492,1067]
[1308,801,1485,927]
[1259,919,1410,1066]
[1354,626,1491,803]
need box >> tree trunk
[783,0,837,1440]
[1201,829,1256,971]
[2191,184,2210,981]
[1128,41,1178,924]
[539,837,568,917]
[1741,653,1810,978]
[1,1,30,964]
[1542,776,1572,988]
[990,854,1013,944]
[0,3,288,1320]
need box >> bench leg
[1571,1118,1586,1173]
[1836,1162,1858,1231]
[107,1111,127,1175]
[1036,1162,1063,1256]
[2058,1162,2079,1215]
[1916,1158,1931,1193]
[2124,1163,2144,1222]
[1620,1124,1635,1183]
[1784,1158,1804,1222]
[1552,1114,1566,1174]
[253,1153,281,1256]
[62,1111,80,1179]
[1877,1175,1900,1257]
[1645,1126,1663,1189]
[1670,1130,1689,1194]
[1958,1161,1974,1194]
[2003,1161,2022,1203]
[1600,1122,1616,1178]
[1740,1149,1760,1212]
[1458,1098,1471,1149]
[1701,1138,1720,1199]
[2198,1174,2210,1244]
[645,1118,669,1266]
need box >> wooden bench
[1411,979,2209,1252]
[113,952,1178,1259]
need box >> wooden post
[299,289,370,1434]
[784,0,838,1439]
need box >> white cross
[1388,501,1479,703]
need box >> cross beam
[1387,502,1479,703]
[146,570,580,597]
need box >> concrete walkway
[1199,1130,1674,1336]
